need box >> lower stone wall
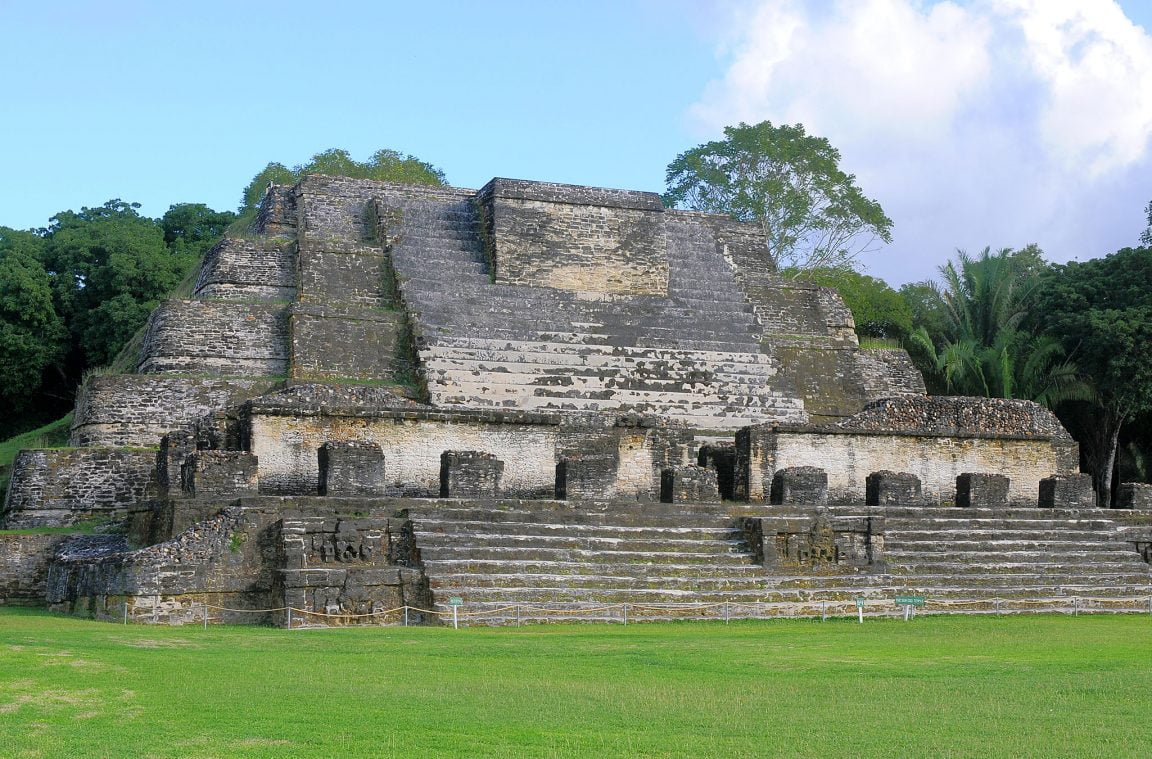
[0,534,68,604]
[1,449,158,528]
[738,428,1078,506]
[71,375,282,447]
[137,299,289,376]
[247,405,683,500]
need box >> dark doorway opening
[698,444,736,500]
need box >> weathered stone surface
[318,441,385,497]
[660,465,720,503]
[956,472,1010,508]
[180,452,258,499]
[866,471,921,506]
[439,451,503,497]
[0,534,69,604]
[1038,473,1096,509]
[1117,482,1152,510]
[770,466,828,505]
[1,448,158,528]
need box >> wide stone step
[413,520,743,540]
[417,545,758,564]
[886,529,1130,541]
[420,559,769,577]
[427,573,773,591]
[884,540,1138,553]
[416,532,748,553]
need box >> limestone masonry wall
[194,237,297,301]
[289,304,406,381]
[137,299,289,376]
[0,534,68,604]
[71,375,281,447]
[479,178,669,296]
[2,449,158,527]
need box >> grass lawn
[0,608,1149,758]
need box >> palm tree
[905,247,1091,407]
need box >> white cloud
[688,0,1152,284]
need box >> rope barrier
[123,595,1152,627]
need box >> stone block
[659,465,720,503]
[1037,473,1095,509]
[318,441,386,497]
[439,451,503,497]
[955,472,1010,508]
[157,431,196,495]
[866,470,921,506]
[180,452,259,499]
[770,466,828,505]
[555,454,616,500]
[1116,482,1152,510]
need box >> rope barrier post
[995,600,1001,617]
[516,605,521,628]
[287,607,293,629]
[123,602,128,625]
[453,604,458,630]
[202,603,208,631]
[404,606,409,627]
[858,601,864,624]
[1073,598,1078,617]
[821,601,826,622]
[724,601,729,624]
[623,604,628,626]
[152,595,159,625]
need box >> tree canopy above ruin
[239,148,447,216]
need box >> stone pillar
[157,430,196,496]
[1037,473,1095,508]
[770,467,828,505]
[1116,483,1152,510]
[659,465,721,504]
[866,471,921,506]
[318,441,386,497]
[555,454,617,500]
[439,451,503,498]
[180,452,259,499]
[955,473,1010,508]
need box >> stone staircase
[407,502,1152,624]
[388,202,806,429]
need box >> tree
[663,121,892,272]
[0,229,66,435]
[239,148,446,215]
[43,200,197,366]
[905,247,1087,406]
[1036,247,1152,506]
[160,203,237,257]
[1141,199,1152,246]
[796,267,912,340]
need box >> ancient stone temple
[2,175,1151,624]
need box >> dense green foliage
[0,610,1149,757]
[239,148,446,216]
[795,267,912,340]
[902,246,1086,406]
[1035,247,1152,504]
[664,121,892,272]
[0,202,234,438]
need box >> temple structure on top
[1,175,1149,625]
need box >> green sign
[894,595,925,607]
[855,598,866,608]
[448,597,463,607]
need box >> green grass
[0,610,1149,757]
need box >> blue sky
[3,0,1152,285]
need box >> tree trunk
[1089,408,1125,508]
